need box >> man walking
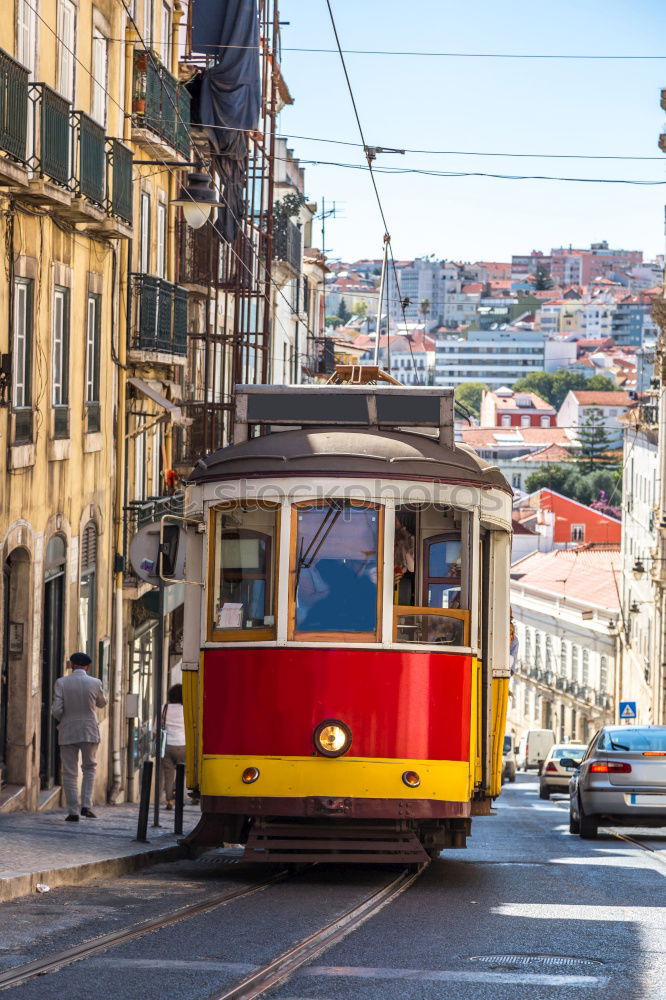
[52,652,107,822]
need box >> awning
[127,378,192,426]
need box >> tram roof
[188,425,510,492]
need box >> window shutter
[81,522,97,573]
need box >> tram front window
[211,504,277,638]
[293,502,380,638]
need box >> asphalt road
[1,775,665,999]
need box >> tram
[178,372,512,862]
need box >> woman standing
[162,684,186,809]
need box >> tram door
[41,536,66,789]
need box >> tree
[325,314,343,329]
[524,464,622,505]
[576,408,615,472]
[337,297,350,323]
[419,298,431,330]
[454,382,488,418]
[351,300,369,320]
[512,371,616,410]
[534,265,553,291]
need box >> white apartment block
[435,328,545,388]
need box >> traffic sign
[619,701,637,720]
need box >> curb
[0,843,186,903]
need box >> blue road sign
[619,701,637,720]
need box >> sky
[277,0,666,264]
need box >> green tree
[524,464,621,505]
[576,408,615,472]
[454,382,488,418]
[337,297,350,323]
[534,265,553,291]
[325,314,343,329]
[419,298,431,329]
[512,370,616,410]
[586,374,619,393]
[351,300,369,320]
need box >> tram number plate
[305,796,352,816]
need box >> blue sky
[278,0,666,263]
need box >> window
[17,0,37,74]
[156,200,167,278]
[501,414,511,427]
[525,627,532,661]
[572,644,579,682]
[423,533,462,609]
[291,501,380,640]
[13,278,33,443]
[523,684,530,717]
[134,415,146,501]
[160,1,171,66]
[91,29,108,125]
[85,293,101,433]
[600,655,608,691]
[143,0,154,47]
[57,0,76,102]
[52,286,70,438]
[540,415,550,427]
[79,522,97,670]
[545,634,553,670]
[211,504,278,640]
[512,473,521,489]
[140,193,151,273]
[151,422,162,496]
[520,414,530,427]
[571,524,585,543]
[582,648,590,687]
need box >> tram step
[244,820,429,864]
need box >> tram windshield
[292,502,380,638]
[211,504,278,639]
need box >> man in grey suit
[52,652,107,822]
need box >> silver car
[567,725,666,839]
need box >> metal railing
[133,48,190,153]
[32,83,71,187]
[73,111,105,205]
[131,274,189,356]
[177,217,217,285]
[123,493,184,580]
[0,47,29,162]
[273,217,302,273]
[106,138,133,224]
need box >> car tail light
[589,760,632,773]
[546,762,558,772]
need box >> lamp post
[171,172,225,230]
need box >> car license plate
[629,794,666,806]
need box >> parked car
[502,734,517,783]
[517,729,556,773]
[567,725,666,839]
[539,743,587,799]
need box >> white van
[517,729,556,773]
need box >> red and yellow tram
[179,378,512,862]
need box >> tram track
[211,863,428,1000]
[0,868,289,992]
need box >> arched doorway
[2,547,32,789]
[41,535,66,789]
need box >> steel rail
[212,863,428,1000]
[0,869,289,992]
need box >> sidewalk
[0,802,200,902]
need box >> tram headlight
[313,719,352,758]
[402,770,421,788]
[241,766,260,784]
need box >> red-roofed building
[514,488,621,549]
[480,387,556,429]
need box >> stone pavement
[0,802,200,902]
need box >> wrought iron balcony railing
[0,47,29,162]
[106,138,133,224]
[30,83,71,187]
[131,274,189,356]
[73,111,105,205]
[133,48,190,155]
[273,217,302,274]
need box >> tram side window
[292,502,380,639]
[424,535,462,609]
[211,505,277,638]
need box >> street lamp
[629,601,640,615]
[171,172,225,230]
[632,559,646,579]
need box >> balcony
[132,49,191,160]
[123,493,184,588]
[130,274,189,361]
[177,217,217,288]
[273,217,302,276]
[0,47,29,186]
